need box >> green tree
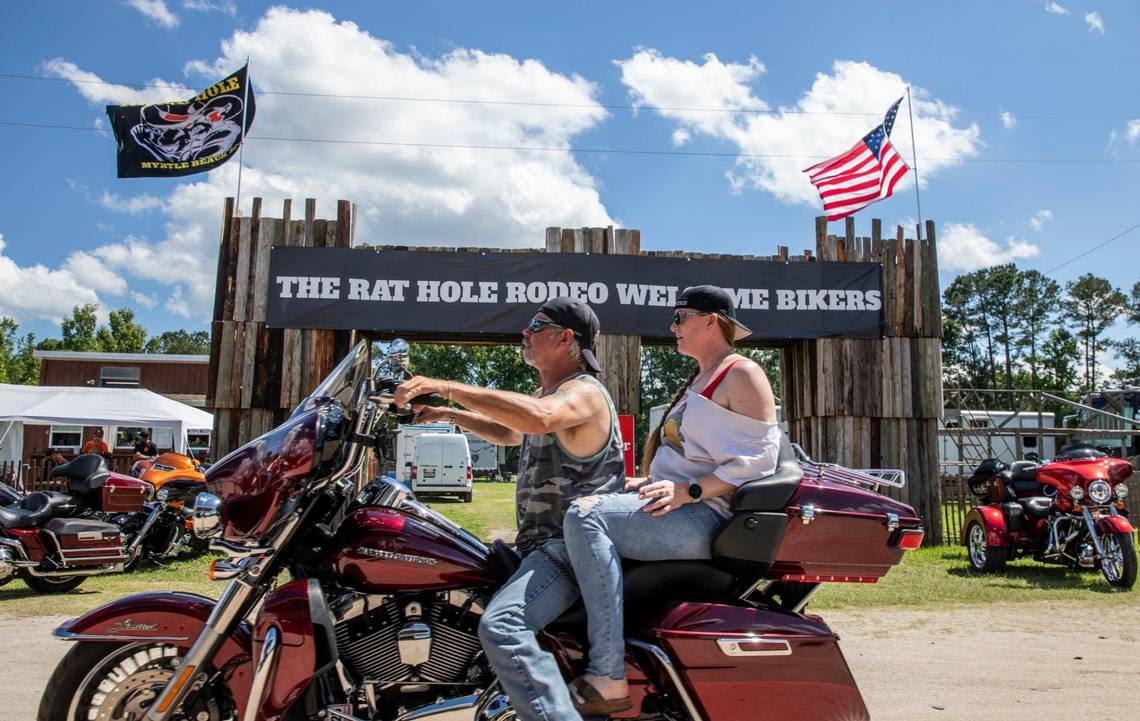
[1040,328,1080,393]
[1014,270,1061,388]
[96,308,148,353]
[144,329,210,355]
[1108,338,1140,386]
[1128,281,1140,325]
[979,264,1023,390]
[1061,274,1127,390]
[942,273,995,391]
[59,303,100,352]
[0,317,40,385]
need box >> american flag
[803,98,910,222]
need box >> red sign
[618,414,635,477]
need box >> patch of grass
[812,545,1138,610]
[423,481,517,540]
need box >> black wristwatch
[687,482,703,502]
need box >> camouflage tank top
[514,373,626,555]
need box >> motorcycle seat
[1009,462,1040,494]
[0,491,76,529]
[1019,497,1053,519]
[51,454,111,494]
[549,560,736,630]
[730,437,804,512]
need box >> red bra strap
[699,359,742,399]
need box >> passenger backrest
[729,435,804,512]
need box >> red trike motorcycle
[39,340,924,721]
[961,446,1136,589]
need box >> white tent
[0,384,213,462]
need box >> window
[1023,436,1038,448]
[115,427,152,449]
[969,419,991,428]
[50,424,82,452]
[100,366,140,388]
[944,419,961,429]
[187,430,211,456]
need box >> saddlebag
[651,602,868,721]
[44,517,128,567]
[100,475,150,514]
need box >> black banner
[267,248,882,341]
[106,65,255,178]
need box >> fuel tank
[332,506,498,593]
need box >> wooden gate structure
[208,199,943,544]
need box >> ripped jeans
[562,492,725,681]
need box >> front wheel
[1100,532,1137,590]
[22,571,85,593]
[966,521,1006,572]
[37,641,237,721]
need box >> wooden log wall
[782,217,944,544]
[207,198,355,460]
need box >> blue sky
[1,1,1138,355]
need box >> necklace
[692,348,736,391]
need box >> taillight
[411,465,417,481]
[467,467,472,481]
[897,529,925,550]
[781,574,879,584]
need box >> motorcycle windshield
[291,341,371,419]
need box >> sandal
[569,677,633,716]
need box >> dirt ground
[4,601,1138,721]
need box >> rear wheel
[37,641,236,721]
[22,571,85,593]
[1100,532,1137,590]
[462,491,473,503]
[966,522,1006,572]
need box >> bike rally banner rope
[105,64,255,179]
[266,248,884,340]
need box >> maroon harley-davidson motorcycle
[39,340,924,721]
[961,447,1136,589]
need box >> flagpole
[905,86,923,240]
[234,56,251,216]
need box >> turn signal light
[155,664,197,712]
[897,529,925,550]
[781,573,879,584]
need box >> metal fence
[0,457,136,495]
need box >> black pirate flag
[106,65,255,178]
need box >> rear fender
[961,507,1009,547]
[54,591,254,710]
[251,578,339,721]
[1096,515,1134,535]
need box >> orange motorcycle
[130,451,208,558]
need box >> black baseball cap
[538,297,602,373]
[675,285,752,341]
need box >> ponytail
[641,367,699,473]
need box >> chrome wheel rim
[968,525,987,568]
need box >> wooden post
[782,217,944,545]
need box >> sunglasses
[672,310,711,326]
[524,317,567,334]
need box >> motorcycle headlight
[155,487,169,502]
[1088,480,1112,505]
[192,492,223,539]
[1114,483,1129,499]
[1070,485,1085,501]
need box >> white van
[411,432,473,502]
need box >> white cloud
[99,192,165,214]
[671,128,691,146]
[182,0,236,15]
[939,223,1040,272]
[1028,209,1053,231]
[131,292,159,309]
[1045,2,1069,15]
[43,58,192,105]
[1000,111,1017,129]
[61,251,128,296]
[1085,11,1105,33]
[124,0,179,29]
[615,52,980,206]
[49,7,616,321]
[0,233,104,323]
[1110,119,1140,145]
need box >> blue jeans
[562,493,725,681]
[478,540,584,721]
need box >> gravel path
[5,601,1137,720]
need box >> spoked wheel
[1100,532,1137,590]
[21,571,85,593]
[966,522,1006,572]
[37,641,237,721]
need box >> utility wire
[1044,220,1140,274]
[2,71,1139,120]
[3,120,1140,164]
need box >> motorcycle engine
[331,590,488,693]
